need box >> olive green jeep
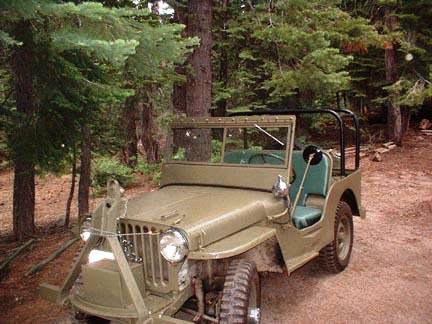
[41,109,365,323]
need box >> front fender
[188,226,276,260]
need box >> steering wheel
[248,153,297,184]
[247,153,285,165]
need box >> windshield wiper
[254,124,285,146]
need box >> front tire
[319,201,354,273]
[220,259,261,324]
[69,312,110,324]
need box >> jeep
[41,108,365,323]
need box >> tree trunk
[214,0,229,118]
[140,88,160,163]
[78,126,91,218]
[121,96,138,167]
[401,107,411,134]
[64,145,77,228]
[186,0,212,118]
[384,8,402,146]
[13,161,35,241]
[11,21,36,241]
[184,0,213,161]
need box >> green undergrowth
[92,156,135,194]
[92,155,161,196]
[136,158,162,186]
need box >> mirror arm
[267,207,289,221]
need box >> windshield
[169,124,291,166]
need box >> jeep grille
[119,220,173,292]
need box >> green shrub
[92,157,135,191]
[136,159,162,185]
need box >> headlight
[160,229,189,263]
[80,217,92,241]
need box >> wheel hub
[248,307,261,324]
[337,216,351,260]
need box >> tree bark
[140,88,160,163]
[13,161,35,241]
[64,145,77,228]
[11,21,36,241]
[214,0,229,118]
[121,96,138,167]
[384,8,402,146]
[78,126,91,218]
[184,0,213,161]
[401,107,411,134]
[186,0,212,118]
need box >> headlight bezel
[159,228,189,263]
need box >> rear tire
[220,259,261,324]
[319,201,353,273]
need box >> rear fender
[320,169,365,246]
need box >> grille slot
[120,221,169,289]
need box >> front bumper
[71,287,193,323]
[40,282,193,323]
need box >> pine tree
[0,1,193,239]
[342,0,432,144]
[211,0,379,113]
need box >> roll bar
[228,108,361,176]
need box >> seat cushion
[292,206,322,229]
[289,150,330,205]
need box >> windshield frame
[166,115,296,170]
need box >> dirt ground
[1,131,432,323]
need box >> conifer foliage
[0,1,194,240]
[211,0,379,112]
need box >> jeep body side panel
[275,169,363,274]
[188,226,276,259]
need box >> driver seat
[289,150,331,229]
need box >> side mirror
[302,145,323,165]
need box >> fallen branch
[0,239,35,279]
[25,237,79,276]
[375,147,390,154]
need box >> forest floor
[0,130,432,323]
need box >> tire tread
[219,260,260,324]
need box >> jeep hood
[122,185,284,249]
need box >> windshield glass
[169,125,290,166]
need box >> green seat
[289,151,330,205]
[289,150,330,229]
[224,149,329,229]
[292,206,322,229]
